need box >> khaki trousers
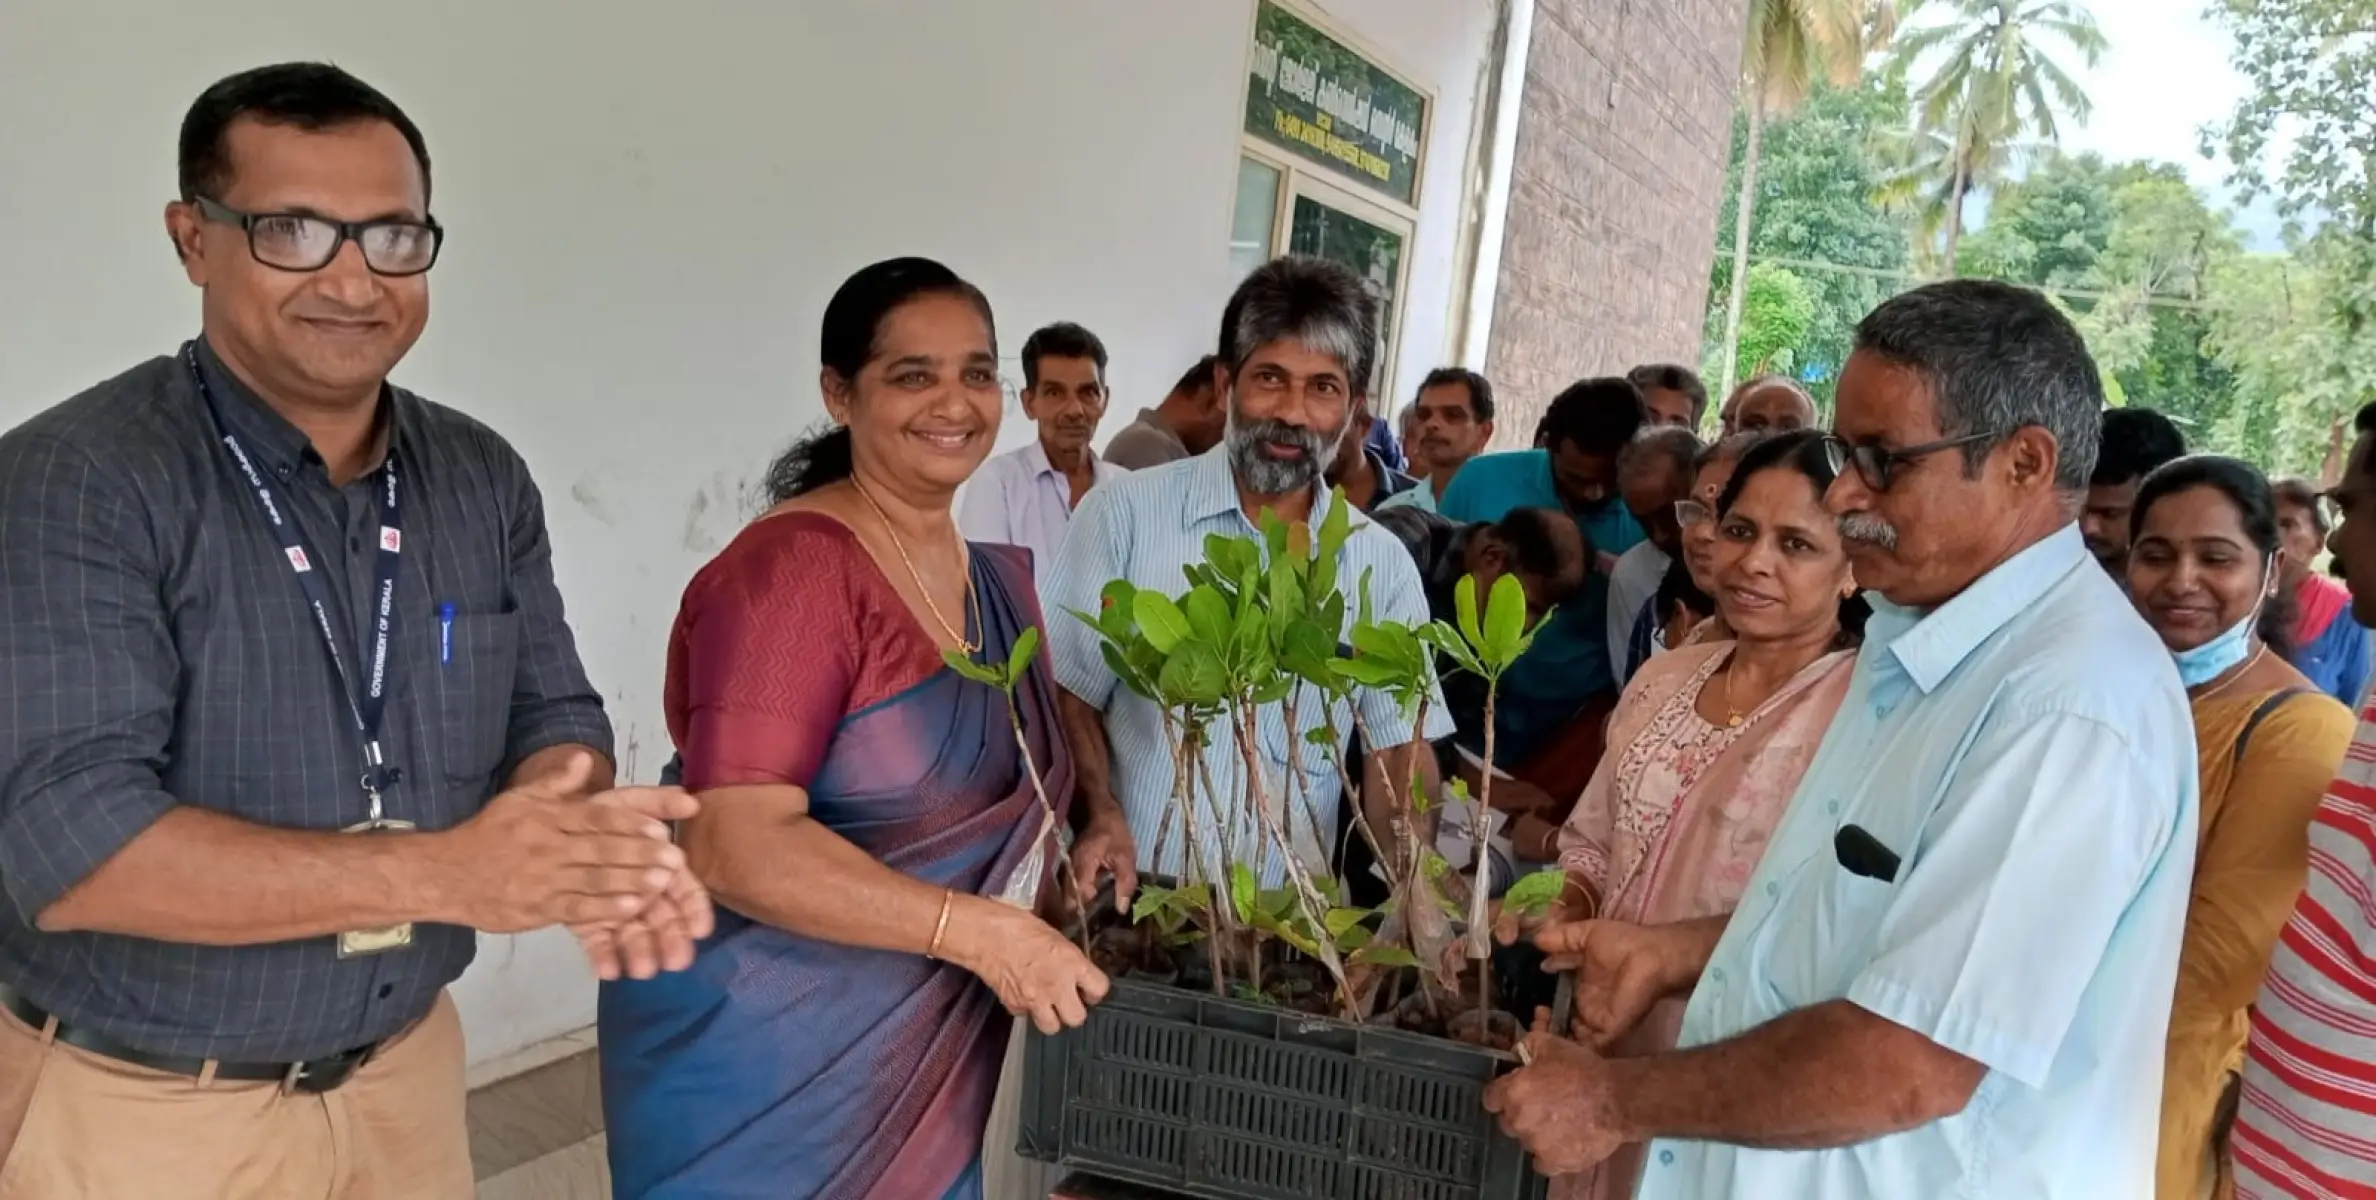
[0,992,473,1200]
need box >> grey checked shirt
[0,338,612,1061]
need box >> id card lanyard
[184,344,406,823]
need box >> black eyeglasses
[191,196,443,277]
[1822,431,2000,491]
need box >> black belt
[2,987,384,1093]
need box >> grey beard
[1229,416,1331,496]
[1839,513,1899,551]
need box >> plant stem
[1468,687,1499,1018]
[1005,701,1092,954]
[1231,705,1356,1020]
[1163,713,1233,997]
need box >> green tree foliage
[1716,0,1898,395]
[1735,263,1819,377]
[1888,0,2107,270]
[2203,0,2376,471]
[1707,79,1914,406]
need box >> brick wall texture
[1486,0,1750,440]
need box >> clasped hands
[1480,912,1686,1176]
[441,749,715,981]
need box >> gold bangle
[925,889,955,960]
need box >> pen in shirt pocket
[437,602,456,665]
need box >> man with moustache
[959,321,1127,587]
[1487,281,2196,1198]
[1047,256,1453,898]
[0,63,706,1196]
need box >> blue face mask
[2171,555,2274,688]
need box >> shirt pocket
[420,609,522,791]
[1752,848,1900,1010]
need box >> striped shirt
[2232,702,2376,1198]
[1045,448,1453,885]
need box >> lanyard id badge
[186,344,416,957]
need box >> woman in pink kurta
[1550,431,1863,1200]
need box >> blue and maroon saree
[599,512,1069,1199]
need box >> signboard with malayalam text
[1243,2,1429,207]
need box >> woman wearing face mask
[1519,431,1862,1200]
[2125,456,2356,1200]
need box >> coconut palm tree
[1717,0,1898,399]
[1889,0,2107,273]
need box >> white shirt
[957,441,1126,589]
[1606,541,1668,681]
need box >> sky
[2025,0,2284,247]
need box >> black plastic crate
[1016,978,1550,1200]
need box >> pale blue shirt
[1637,525,2198,1200]
[956,440,1127,590]
[1045,448,1455,885]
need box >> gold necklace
[850,476,980,654]
[1719,658,1747,727]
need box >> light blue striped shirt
[1637,525,2198,1199]
[1045,447,1455,885]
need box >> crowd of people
[2,60,2373,1200]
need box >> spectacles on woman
[190,196,444,277]
[1674,498,1714,528]
[1821,431,2000,491]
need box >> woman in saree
[598,257,1108,1200]
[1536,430,1862,1200]
[2272,475,2371,707]
[2124,457,2354,1200]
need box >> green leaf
[1454,573,1485,650]
[1305,725,1337,745]
[1261,510,1290,561]
[1322,907,1371,939]
[1335,924,1375,953]
[1352,945,1421,969]
[1229,864,1258,923]
[1502,868,1568,918]
[1257,886,1299,921]
[1157,641,1230,706]
[1133,590,1193,654]
[1280,618,1340,685]
[1328,658,1402,687]
[1422,849,1452,880]
[1317,486,1351,562]
[1005,625,1041,684]
[1131,883,1179,925]
[1484,572,1528,668]
[1205,534,1258,583]
[1182,585,1232,648]
[1098,642,1154,700]
[1356,567,1376,627]
[941,649,1004,687]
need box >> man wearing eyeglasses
[0,63,709,1197]
[1488,281,2197,1199]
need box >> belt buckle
[282,1045,372,1095]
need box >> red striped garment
[2232,703,2376,1199]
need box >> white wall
[0,0,1496,1064]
